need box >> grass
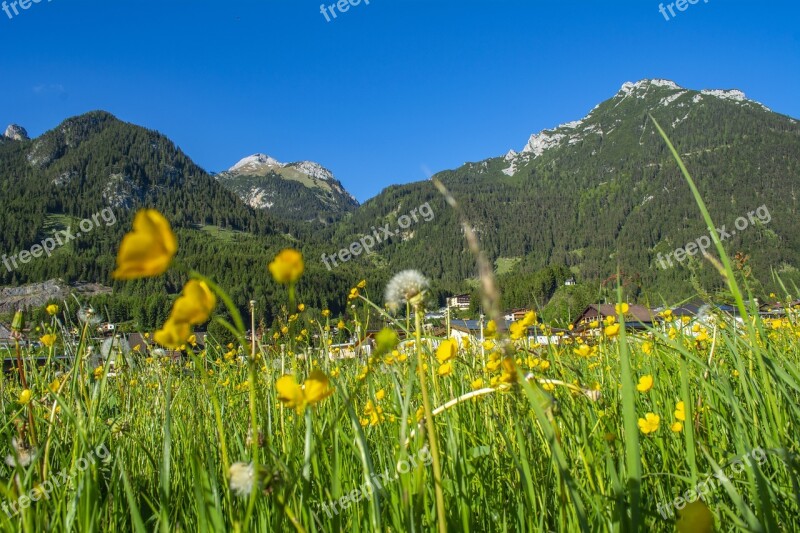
[1,293,799,532]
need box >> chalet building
[450,319,483,344]
[573,304,658,333]
[446,294,471,311]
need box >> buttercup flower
[437,362,453,377]
[19,389,32,405]
[604,323,620,337]
[46,304,59,316]
[638,413,660,434]
[170,280,216,325]
[268,249,304,284]
[636,375,654,393]
[155,280,216,348]
[112,209,177,279]
[276,370,334,414]
[436,339,457,363]
[674,401,686,421]
[574,344,591,357]
[40,334,57,347]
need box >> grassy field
[1,291,799,532]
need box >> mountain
[216,153,358,223]
[327,79,800,303]
[1,78,799,326]
[0,112,365,329]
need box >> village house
[572,304,658,333]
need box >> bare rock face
[4,124,29,141]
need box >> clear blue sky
[1,0,798,202]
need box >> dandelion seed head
[384,270,429,312]
[228,462,255,497]
[77,306,102,326]
[5,438,35,468]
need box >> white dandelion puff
[228,462,256,497]
[384,270,429,312]
[5,438,35,468]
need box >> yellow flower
[641,341,653,355]
[574,344,591,357]
[415,406,425,422]
[636,375,654,393]
[362,400,384,426]
[268,248,304,284]
[276,370,333,414]
[322,309,330,317]
[605,315,616,326]
[40,334,57,347]
[46,304,59,316]
[49,379,61,393]
[436,339,457,363]
[615,303,629,315]
[637,413,660,434]
[589,320,599,328]
[509,321,527,340]
[112,209,177,279]
[357,279,367,289]
[471,378,484,390]
[671,421,684,433]
[604,323,620,337]
[298,304,305,312]
[94,366,104,379]
[485,320,497,338]
[337,320,345,329]
[155,280,216,349]
[172,280,216,324]
[674,401,686,421]
[375,389,386,401]
[676,500,714,533]
[19,389,32,405]
[437,362,453,377]
[154,319,192,350]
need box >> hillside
[327,79,800,304]
[1,79,799,325]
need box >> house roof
[577,304,657,323]
[451,320,483,333]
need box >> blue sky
[1,0,798,202]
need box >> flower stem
[415,304,447,532]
